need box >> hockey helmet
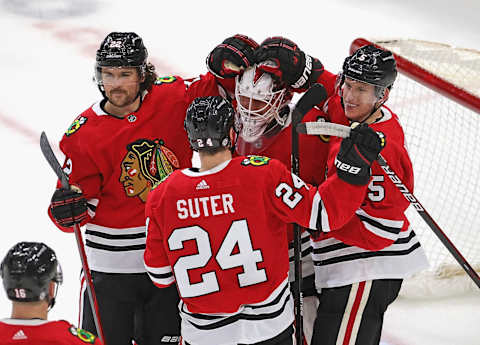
[94,32,148,88]
[184,96,235,152]
[1,242,63,306]
[342,45,397,90]
[235,65,291,143]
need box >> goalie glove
[254,36,324,91]
[206,34,259,78]
[335,123,386,185]
[50,186,87,227]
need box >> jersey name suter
[177,193,235,219]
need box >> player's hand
[50,186,87,227]
[206,34,259,78]
[254,36,324,91]
[335,123,386,185]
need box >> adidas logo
[12,329,27,340]
[195,179,210,190]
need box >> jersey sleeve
[144,186,176,288]
[184,72,232,105]
[315,122,414,251]
[263,160,322,231]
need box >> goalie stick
[291,84,328,345]
[40,132,107,344]
[297,121,480,289]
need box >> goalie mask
[235,65,292,143]
[1,242,63,309]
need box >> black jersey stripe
[357,214,401,234]
[85,240,146,251]
[313,242,421,266]
[85,229,146,240]
[313,230,417,255]
[147,270,173,279]
[181,283,290,321]
[289,246,312,261]
[185,292,291,330]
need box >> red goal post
[350,38,480,298]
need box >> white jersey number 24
[168,219,267,298]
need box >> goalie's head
[1,242,63,309]
[235,65,292,143]
[184,96,235,152]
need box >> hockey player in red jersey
[307,45,429,345]
[46,32,260,345]
[0,242,103,345]
[207,36,337,344]
[144,96,386,345]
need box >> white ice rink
[1,0,479,344]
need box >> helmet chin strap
[357,98,386,124]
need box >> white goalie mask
[235,65,289,142]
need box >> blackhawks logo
[241,155,271,167]
[68,326,96,343]
[65,116,87,136]
[119,138,180,202]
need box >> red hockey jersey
[311,95,428,287]
[144,156,366,345]
[0,319,102,345]
[49,73,222,273]
[234,106,331,280]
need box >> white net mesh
[363,39,480,297]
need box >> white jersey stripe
[335,282,359,345]
[348,281,372,345]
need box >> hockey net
[350,38,480,298]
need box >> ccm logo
[335,157,361,174]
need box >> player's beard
[107,88,139,108]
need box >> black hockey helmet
[184,96,235,152]
[1,242,63,306]
[96,32,147,68]
[94,32,148,91]
[342,45,397,90]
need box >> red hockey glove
[335,123,386,185]
[254,36,324,91]
[50,186,87,227]
[206,34,259,78]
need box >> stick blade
[40,131,69,189]
[296,122,351,138]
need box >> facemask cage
[235,66,288,142]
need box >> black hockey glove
[206,34,259,78]
[254,36,324,91]
[335,123,386,185]
[50,187,87,227]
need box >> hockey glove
[206,34,259,78]
[254,36,324,91]
[50,186,87,227]
[335,123,386,185]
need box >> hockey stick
[291,84,328,345]
[297,122,480,289]
[40,132,107,344]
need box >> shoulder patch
[68,325,96,344]
[66,116,87,136]
[241,155,271,167]
[154,76,177,85]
